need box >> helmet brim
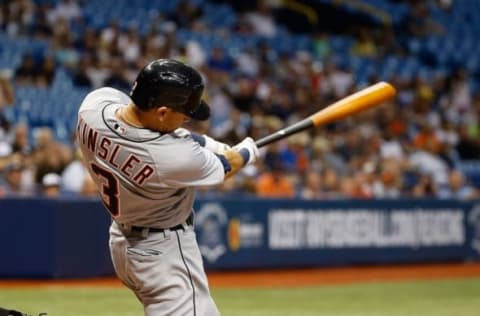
[189,100,210,121]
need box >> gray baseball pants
[109,221,220,316]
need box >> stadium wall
[0,198,479,278]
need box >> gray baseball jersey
[77,87,225,228]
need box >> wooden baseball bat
[255,82,396,148]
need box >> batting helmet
[130,59,210,120]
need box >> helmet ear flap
[190,101,210,121]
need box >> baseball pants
[109,221,220,316]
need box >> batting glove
[203,134,231,154]
[233,137,260,165]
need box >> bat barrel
[255,82,396,148]
[310,81,396,127]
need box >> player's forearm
[191,133,230,154]
[222,149,247,178]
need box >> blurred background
[1,0,479,200]
[1,1,480,315]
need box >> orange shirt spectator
[413,123,441,152]
[256,169,295,198]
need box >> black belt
[130,212,194,234]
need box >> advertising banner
[194,199,480,269]
[0,198,479,277]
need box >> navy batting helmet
[130,59,210,121]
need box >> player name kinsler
[77,117,154,185]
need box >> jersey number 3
[91,163,120,217]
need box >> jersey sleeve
[150,134,225,188]
[78,87,131,113]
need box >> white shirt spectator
[61,160,87,193]
[236,50,260,77]
[328,68,354,98]
[244,11,277,37]
[52,0,81,22]
[409,150,449,185]
[209,87,234,129]
[86,64,110,89]
[380,140,404,160]
[118,28,141,63]
[186,41,206,68]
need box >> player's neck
[118,104,172,133]
[117,104,146,128]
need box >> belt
[129,212,194,234]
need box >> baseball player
[77,59,259,315]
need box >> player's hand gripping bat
[255,82,396,148]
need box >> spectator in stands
[411,174,437,198]
[338,175,370,199]
[103,56,131,93]
[2,0,35,37]
[61,148,90,195]
[84,55,110,89]
[14,54,38,85]
[401,1,444,37]
[1,159,32,197]
[51,0,81,23]
[321,167,342,198]
[310,135,345,175]
[72,55,93,88]
[228,76,258,113]
[455,125,480,160]
[32,127,72,184]
[0,70,15,144]
[409,137,450,187]
[41,172,61,197]
[53,31,80,68]
[143,25,169,63]
[169,0,204,29]
[32,3,53,38]
[312,32,330,59]
[236,47,260,77]
[351,28,377,57]
[323,61,354,99]
[0,143,13,172]
[118,25,141,65]
[257,153,295,198]
[36,55,56,86]
[372,159,403,198]
[242,0,277,37]
[213,107,248,145]
[266,89,294,121]
[0,70,15,109]
[300,170,324,199]
[448,68,473,120]
[437,169,479,200]
[207,47,235,73]
[75,27,97,55]
[380,128,404,160]
[413,121,441,153]
[336,130,365,163]
[10,123,30,155]
[207,86,235,131]
[1,0,480,199]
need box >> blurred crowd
[0,0,479,200]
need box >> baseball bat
[255,81,396,148]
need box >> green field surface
[1,278,480,316]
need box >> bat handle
[255,119,313,148]
[255,133,281,148]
